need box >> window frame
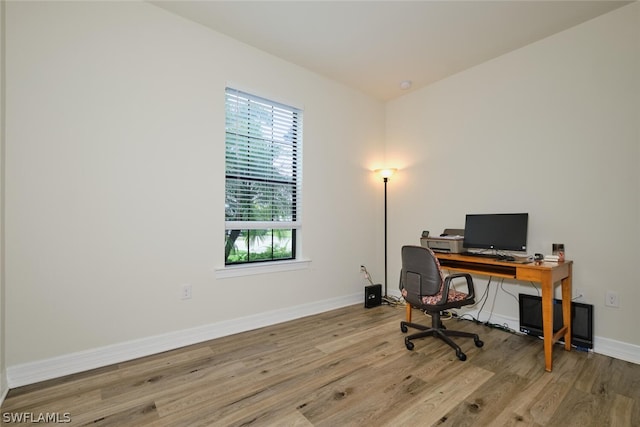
[223,88,303,267]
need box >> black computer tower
[364,284,382,308]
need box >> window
[225,88,302,265]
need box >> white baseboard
[0,383,8,409]
[7,293,362,388]
[592,336,640,365]
[460,308,640,365]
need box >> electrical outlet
[574,288,585,300]
[605,290,619,308]
[181,284,192,300]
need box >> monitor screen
[463,213,528,252]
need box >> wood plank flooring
[2,304,639,426]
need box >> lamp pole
[375,168,396,302]
[383,176,389,299]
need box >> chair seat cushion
[401,288,468,305]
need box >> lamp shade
[375,168,397,179]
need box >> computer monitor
[518,294,593,349]
[463,213,528,252]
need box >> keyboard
[461,251,497,259]
[461,252,522,262]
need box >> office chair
[399,245,483,361]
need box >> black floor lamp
[375,168,396,300]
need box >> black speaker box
[364,284,382,308]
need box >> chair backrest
[400,245,443,307]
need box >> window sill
[214,259,311,279]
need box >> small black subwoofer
[364,284,382,308]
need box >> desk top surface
[435,253,572,271]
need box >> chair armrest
[442,273,475,301]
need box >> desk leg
[541,275,554,372]
[406,303,412,322]
[561,264,572,351]
[541,266,573,372]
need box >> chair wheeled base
[400,310,483,361]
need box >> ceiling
[150,1,632,101]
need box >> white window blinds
[225,88,302,230]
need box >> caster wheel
[475,339,484,348]
[401,324,408,333]
[457,351,467,361]
[405,340,414,351]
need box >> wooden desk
[405,253,572,372]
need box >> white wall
[386,3,640,351]
[4,1,385,382]
[1,0,7,400]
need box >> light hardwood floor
[2,304,639,426]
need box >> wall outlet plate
[181,284,192,300]
[605,290,619,308]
